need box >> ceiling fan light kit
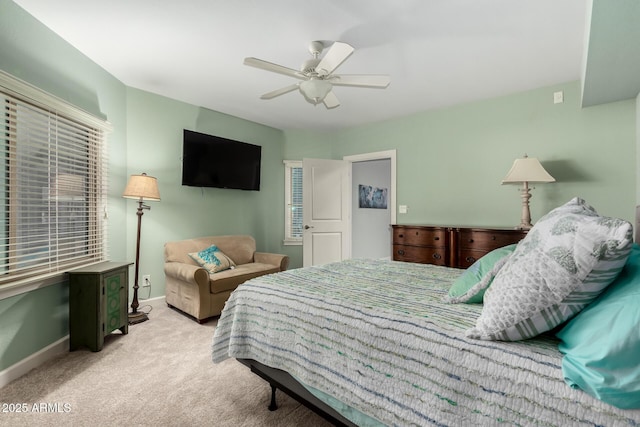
[299,78,332,105]
[244,41,390,109]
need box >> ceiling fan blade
[316,42,354,76]
[330,74,391,88]
[260,84,300,100]
[244,57,305,80]
[322,91,340,109]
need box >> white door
[302,158,350,267]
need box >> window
[284,160,302,245]
[1,71,110,291]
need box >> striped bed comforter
[212,259,640,426]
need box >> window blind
[290,166,303,238]
[0,72,110,286]
[284,161,303,243]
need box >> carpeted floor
[0,299,332,426]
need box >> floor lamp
[122,173,161,324]
[502,154,555,230]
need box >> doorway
[345,150,396,260]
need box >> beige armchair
[164,235,289,323]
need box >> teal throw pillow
[189,245,236,274]
[445,244,517,304]
[556,243,640,409]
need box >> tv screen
[181,130,261,191]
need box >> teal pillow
[446,244,516,303]
[556,243,640,409]
[189,245,236,273]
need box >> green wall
[0,0,637,379]
[280,82,635,267]
[330,81,635,227]
[124,88,287,300]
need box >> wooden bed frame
[238,358,359,427]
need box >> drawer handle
[466,256,476,263]
[398,234,404,238]
[433,253,441,260]
[468,239,474,243]
[398,250,405,255]
[434,237,439,241]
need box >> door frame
[344,149,397,228]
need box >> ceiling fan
[244,41,390,109]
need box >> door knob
[304,225,314,229]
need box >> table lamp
[502,154,555,230]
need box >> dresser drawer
[393,244,447,265]
[457,229,526,251]
[457,249,490,269]
[393,226,447,247]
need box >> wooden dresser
[392,225,527,268]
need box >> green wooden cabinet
[68,261,132,352]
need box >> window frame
[283,160,302,246]
[0,71,111,300]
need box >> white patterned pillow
[466,197,632,341]
[189,245,236,273]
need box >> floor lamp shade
[122,173,160,324]
[122,173,161,201]
[502,155,555,230]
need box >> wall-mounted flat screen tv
[181,129,261,191]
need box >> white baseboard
[0,335,69,389]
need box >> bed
[212,198,640,426]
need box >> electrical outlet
[142,275,151,287]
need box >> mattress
[212,258,640,426]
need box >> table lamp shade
[502,156,555,184]
[122,173,161,201]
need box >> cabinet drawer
[393,245,447,265]
[457,249,490,269]
[393,227,446,247]
[458,229,525,251]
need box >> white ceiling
[13,0,589,132]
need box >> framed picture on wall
[359,184,388,209]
